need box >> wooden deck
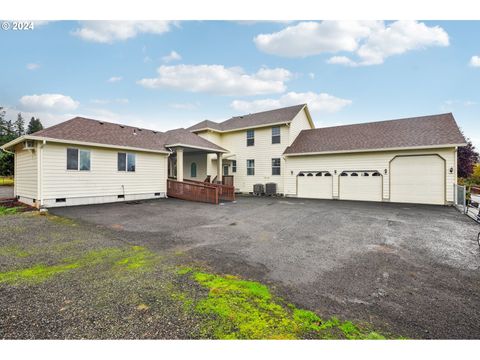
[167,178,235,204]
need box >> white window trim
[118,152,136,172]
[247,159,255,176]
[272,158,281,176]
[66,148,91,172]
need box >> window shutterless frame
[118,152,136,172]
[272,126,281,144]
[272,158,281,175]
[232,160,237,173]
[66,148,90,171]
[247,159,255,175]
[246,129,254,146]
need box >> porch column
[176,148,184,182]
[216,152,222,183]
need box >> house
[0,104,466,207]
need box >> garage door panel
[390,155,444,205]
[339,174,382,202]
[297,174,332,199]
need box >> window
[315,172,322,176]
[351,172,359,176]
[340,172,348,176]
[272,158,281,175]
[272,126,280,144]
[79,150,91,171]
[67,148,90,171]
[246,129,255,146]
[67,148,78,170]
[307,172,313,176]
[324,172,332,177]
[372,172,381,177]
[118,153,126,171]
[191,162,197,177]
[127,153,136,172]
[118,152,136,172]
[247,159,255,175]
[363,172,370,176]
[232,160,237,173]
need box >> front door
[223,165,229,176]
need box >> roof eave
[2,135,170,154]
[164,143,228,153]
[283,143,466,156]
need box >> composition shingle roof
[31,117,226,152]
[284,113,466,155]
[188,104,307,132]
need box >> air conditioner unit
[253,183,264,196]
[23,140,35,150]
[265,183,277,196]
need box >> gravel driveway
[51,196,480,339]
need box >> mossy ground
[0,212,394,339]
[176,268,387,339]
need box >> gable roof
[188,104,309,132]
[3,117,226,153]
[284,113,466,156]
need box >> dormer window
[246,129,254,146]
[272,126,280,144]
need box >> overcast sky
[1,20,479,147]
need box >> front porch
[167,146,235,204]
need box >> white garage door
[339,171,383,202]
[390,155,445,205]
[297,172,333,199]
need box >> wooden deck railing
[181,179,235,202]
[167,179,219,204]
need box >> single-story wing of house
[0,104,466,207]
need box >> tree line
[0,106,44,176]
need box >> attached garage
[297,171,332,199]
[390,155,445,205]
[339,171,383,202]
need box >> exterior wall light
[384,169,388,175]
[334,170,337,174]
[449,167,454,174]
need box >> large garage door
[297,171,333,199]
[339,171,383,202]
[390,155,445,205]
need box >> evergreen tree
[14,112,25,137]
[27,117,43,134]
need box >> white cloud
[26,63,40,70]
[470,55,480,67]
[72,21,177,43]
[231,91,351,113]
[255,20,449,66]
[19,94,80,112]
[138,65,292,96]
[108,76,123,83]
[308,72,315,79]
[162,50,182,63]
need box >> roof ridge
[303,113,454,132]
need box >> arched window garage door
[339,171,383,202]
[390,155,445,205]
[297,171,333,199]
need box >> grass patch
[0,246,31,258]
[0,206,20,216]
[179,268,387,340]
[0,246,158,285]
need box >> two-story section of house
[187,104,314,193]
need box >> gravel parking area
[51,196,480,339]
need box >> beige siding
[41,143,167,206]
[183,153,208,181]
[284,147,456,204]
[14,144,37,200]
[288,107,313,145]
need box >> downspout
[37,140,46,208]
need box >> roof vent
[120,125,125,129]
[99,122,104,125]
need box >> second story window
[272,126,281,144]
[247,159,255,175]
[232,160,237,173]
[246,129,255,146]
[67,148,90,171]
[118,152,136,172]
